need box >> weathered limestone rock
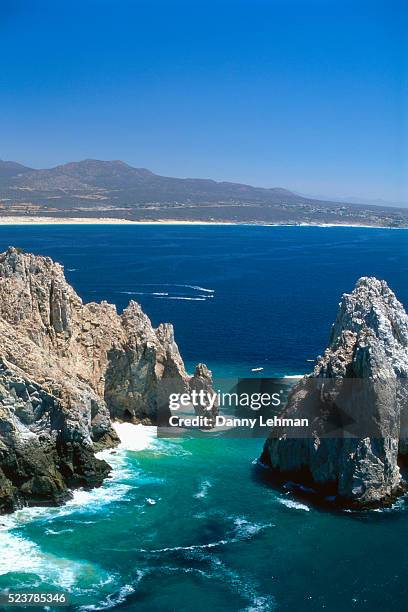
[189,363,219,417]
[0,247,212,512]
[105,302,189,422]
[261,277,408,508]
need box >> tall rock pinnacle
[261,277,408,507]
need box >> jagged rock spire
[262,277,408,508]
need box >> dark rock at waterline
[262,277,408,508]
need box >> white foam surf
[232,517,274,538]
[78,579,142,611]
[111,422,157,452]
[282,374,303,379]
[64,483,132,515]
[0,442,140,596]
[194,480,212,499]
[0,425,164,601]
[0,454,132,530]
[0,527,112,590]
[278,497,310,511]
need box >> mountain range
[0,159,407,227]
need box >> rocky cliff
[0,247,214,513]
[261,277,408,508]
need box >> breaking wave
[111,422,157,452]
[0,426,160,593]
[0,525,114,591]
[278,497,310,511]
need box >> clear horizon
[1,0,407,204]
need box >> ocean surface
[0,225,407,611]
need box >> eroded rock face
[189,363,219,418]
[261,277,408,508]
[0,247,212,513]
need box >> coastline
[0,216,234,226]
[0,215,405,229]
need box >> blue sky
[0,0,406,203]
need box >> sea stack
[0,247,214,513]
[261,277,408,508]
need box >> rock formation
[0,247,214,513]
[261,277,408,508]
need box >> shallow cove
[0,224,407,611]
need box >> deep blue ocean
[0,225,407,611]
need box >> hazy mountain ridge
[0,159,407,227]
[0,159,302,202]
[0,160,33,179]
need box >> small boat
[251,367,264,372]
[306,359,315,362]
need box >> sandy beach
[0,216,236,226]
[0,216,404,229]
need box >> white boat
[251,367,264,372]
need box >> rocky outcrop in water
[0,247,213,513]
[261,277,408,508]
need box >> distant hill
[0,160,33,179]
[0,159,304,203]
[0,159,407,227]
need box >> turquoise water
[1,434,408,611]
[0,225,407,611]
